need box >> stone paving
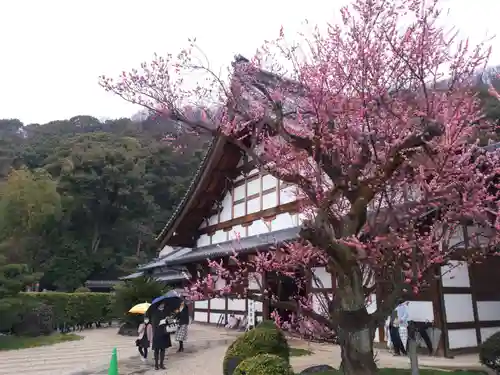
[0,324,488,375]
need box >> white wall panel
[481,327,500,342]
[444,294,474,322]
[208,211,219,226]
[271,212,296,231]
[280,185,297,204]
[247,220,270,236]
[312,267,332,289]
[220,192,233,222]
[210,313,224,324]
[247,178,260,196]
[441,261,470,288]
[211,298,226,310]
[477,301,500,321]
[194,300,208,309]
[408,301,434,322]
[262,191,278,210]
[211,230,227,244]
[228,298,246,311]
[448,329,477,349]
[262,175,278,190]
[197,234,211,247]
[233,202,245,218]
[194,311,208,322]
[234,185,245,201]
[230,225,245,241]
[247,197,261,214]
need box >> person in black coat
[151,303,172,370]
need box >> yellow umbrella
[128,302,151,314]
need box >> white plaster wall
[271,212,297,231]
[444,294,474,323]
[256,315,263,323]
[219,192,233,222]
[247,220,270,236]
[441,261,470,288]
[262,191,278,210]
[210,313,225,325]
[195,300,208,309]
[255,301,263,312]
[247,197,261,214]
[233,202,245,218]
[228,298,246,311]
[408,301,434,322]
[229,225,245,241]
[211,230,227,245]
[262,174,278,191]
[481,327,500,342]
[311,267,332,289]
[194,311,208,322]
[211,298,226,310]
[247,178,260,196]
[448,329,477,349]
[477,301,500,321]
[197,234,211,247]
[280,185,297,205]
[215,277,227,291]
[234,185,245,201]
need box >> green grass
[0,333,83,351]
[315,369,485,375]
[289,347,313,357]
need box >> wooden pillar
[469,264,482,345]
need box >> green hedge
[21,292,114,328]
[234,354,294,375]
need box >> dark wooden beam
[198,201,300,235]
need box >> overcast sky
[1,0,499,124]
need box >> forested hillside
[0,114,208,291]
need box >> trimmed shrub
[233,354,294,375]
[12,303,54,337]
[479,331,500,372]
[223,320,290,375]
[21,292,113,329]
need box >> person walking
[389,302,407,356]
[397,300,410,353]
[175,299,189,353]
[152,304,172,371]
[136,316,152,362]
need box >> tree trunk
[340,327,377,375]
[336,266,378,375]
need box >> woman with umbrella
[147,292,182,370]
[129,303,152,362]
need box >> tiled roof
[138,247,192,270]
[165,226,301,266]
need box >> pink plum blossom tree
[100,0,500,373]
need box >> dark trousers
[416,327,433,355]
[390,326,407,355]
[154,348,166,367]
[138,346,148,358]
